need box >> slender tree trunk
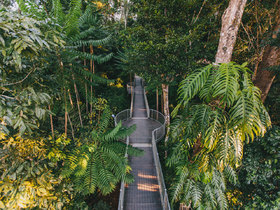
[156,87,159,120]
[64,89,68,138]
[67,113,75,139]
[83,46,89,114]
[72,74,83,127]
[68,93,75,139]
[215,0,247,63]
[162,84,170,141]
[253,14,280,102]
[68,90,74,108]
[161,92,164,114]
[58,57,68,138]
[57,53,68,138]
[90,45,95,114]
[48,105,54,139]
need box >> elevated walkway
[115,76,170,210]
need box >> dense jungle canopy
[0,0,279,209]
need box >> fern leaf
[213,62,239,107]
[191,182,202,207]
[178,64,212,106]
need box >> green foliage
[0,7,63,135]
[93,200,111,210]
[0,6,63,71]
[0,133,75,209]
[228,126,280,209]
[0,87,51,135]
[233,0,279,67]
[0,3,127,209]
[266,79,280,125]
[62,106,141,195]
[168,62,271,208]
[121,0,224,85]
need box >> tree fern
[64,0,82,36]
[169,62,271,208]
[70,35,112,48]
[192,182,202,207]
[16,0,47,19]
[62,107,141,195]
[52,0,64,23]
[174,64,212,116]
[212,63,240,107]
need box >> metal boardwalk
[123,77,162,210]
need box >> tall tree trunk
[64,89,68,138]
[67,113,75,139]
[215,0,247,63]
[68,94,75,139]
[90,45,95,114]
[58,57,68,138]
[162,84,170,141]
[253,14,280,102]
[72,74,83,127]
[68,90,74,107]
[156,87,159,120]
[83,46,89,114]
[48,105,54,139]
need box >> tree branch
[3,69,34,86]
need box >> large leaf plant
[168,62,271,209]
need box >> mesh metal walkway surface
[122,76,163,210]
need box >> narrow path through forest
[122,76,163,210]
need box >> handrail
[117,136,129,210]
[117,79,135,210]
[116,76,171,210]
[115,109,130,126]
[141,78,150,118]
[149,109,166,142]
[149,109,170,209]
[130,79,135,118]
[141,82,170,209]
[152,132,171,210]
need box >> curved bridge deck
[122,77,163,210]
